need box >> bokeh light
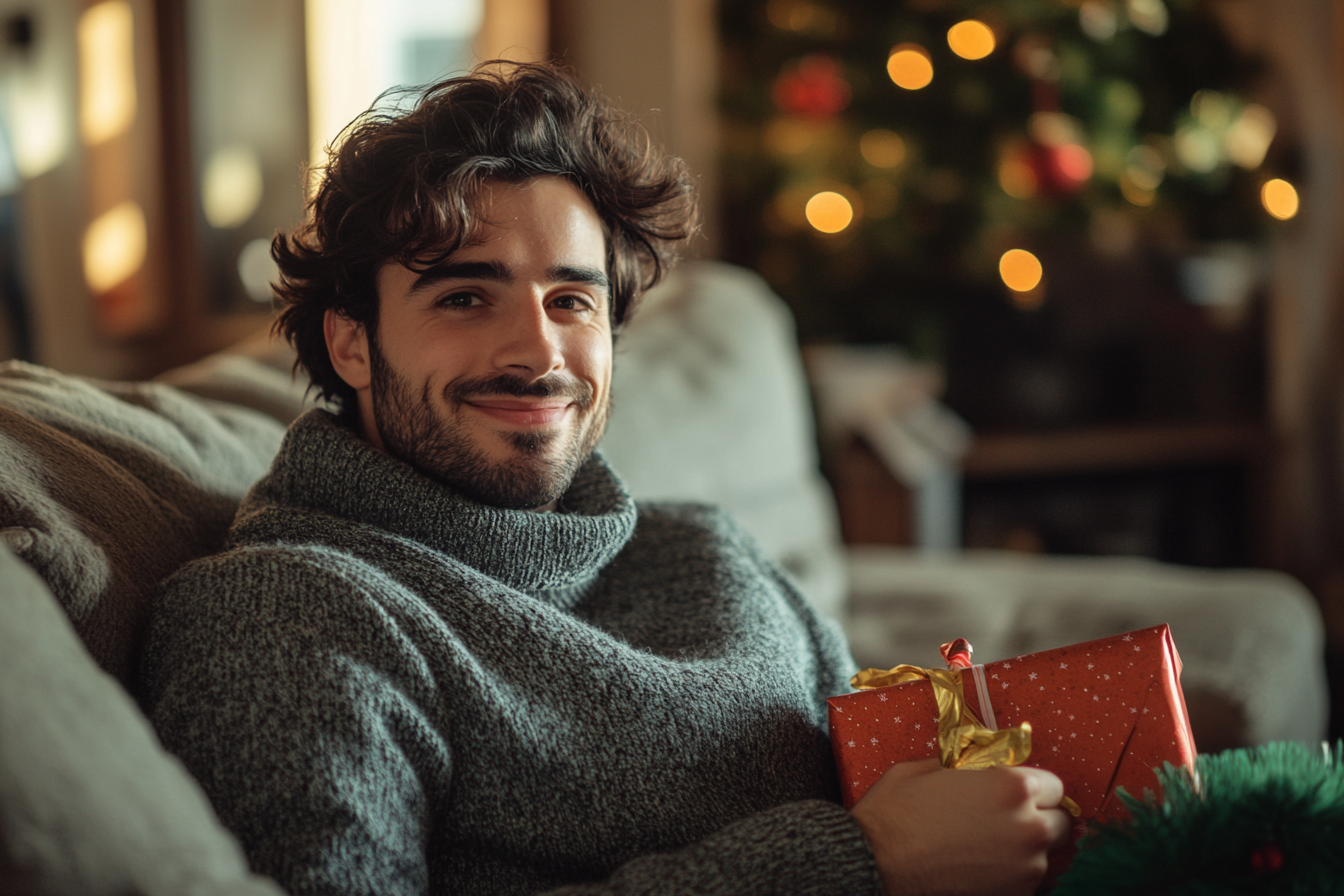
[1225,104,1276,169]
[1127,0,1170,36]
[83,201,146,293]
[1261,178,1299,220]
[1120,174,1156,207]
[998,153,1037,199]
[999,249,1043,292]
[887,44,933,90]
[1054,144,1094,184]
[202,145,264,229]
[78,0,137,145]
[237,237,280,303]
[1079,0,1118,41]
[947,20,995,60]
[11,78,68,178]
[805,191,855,233]
[860,129,907,168]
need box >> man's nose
[492,297,564,376]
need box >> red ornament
[771,54,851,119]
[1027,141,1093,197]
[1250,842,1285,873]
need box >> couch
[0,261,1328,893]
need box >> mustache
[445,373,594,408]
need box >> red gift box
[828,624,1198,824]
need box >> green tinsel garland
[1053,741,1344,894]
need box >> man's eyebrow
[407,260,610,296]
[549,265,610,293]
[410,260,512,294]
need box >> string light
[1261,178,1299,220]
[947,20,995,60]
[860,129,907,168]
[887,44,933,90]
[805,191,855,233]
[1000,249,1043,293]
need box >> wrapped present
[828,624,1198,826]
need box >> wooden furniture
[828,422,1271,565]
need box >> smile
[464,399,573,427]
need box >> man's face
[327,177,613,510]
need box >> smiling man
[140,63,1067,896]
[328,177,613,511]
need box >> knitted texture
[140,410,880,896]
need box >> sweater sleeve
[544,800,880,896]
[140,549,454,896]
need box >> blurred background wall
[1,0,1343,654]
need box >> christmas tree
[719,0,1292,372]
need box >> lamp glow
[202,145,264,229]
[83,201,146,293]
[79,1,137,145]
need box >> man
[141,62,1068,896]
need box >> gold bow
[852,664,1032,770]
[851,664,1081,816]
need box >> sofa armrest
[842,546,1328,748]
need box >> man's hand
[850,759,1071,896]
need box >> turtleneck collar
[234,409,638,597]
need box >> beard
[366,334,609,510]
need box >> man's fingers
[1015,765,1065,809]
[876,757,944,785]
[1042,808,1073,849]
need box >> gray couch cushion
[0,543,283,895]
[0,361,285,685]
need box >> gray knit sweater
[140,410,880,896]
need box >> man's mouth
[464,398,573,427]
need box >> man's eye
[552,295,591,311]
[437,292,481,308]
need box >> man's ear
[324,308,372,391]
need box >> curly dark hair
[271,61,698,411]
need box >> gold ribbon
[851,664,1081,816]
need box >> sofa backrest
[0,362,286,685]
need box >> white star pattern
[1093,695,1100,701]
[1130,707,1138,713]
[1029,672,1038,680]
[926,740,936,749]
[1069,714,1076,721]
[1001,682,1009,689]
[915,723,921,729]
[1134,645,1142,652]
[1003,663,1012,669]
[1070,732,1077,738]
[1060,663,1068,669]
[1104,674,1111,681]
[894,716,902,724]
[992,673,999,679]
[848,741,855,748]
[1040,685,1045,690]
[1052,745,1059,752]
[870,737,879,745]
[879,694,888,702]
[1087,663,1094,670]
[1123,634,1133,641]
